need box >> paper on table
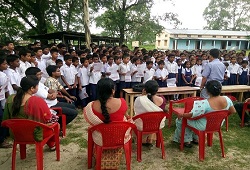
[79,87,89,100]
[125,72,132,82]
[167,78,176,87]
[136,64,144,77]
[93,63,102,72]
[195,77,202,87]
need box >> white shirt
[119,62,131,81]
[46,59,56,67]
[42,53,51,61]
[60,64,78,85]
[89,63,102,84]
[194,65,202,77]
[18,60,31,78]
[238,67,249,76]
[78,66,90,86]
[104,63,120,81]
[143,68,155,83]
[131,64,141,82]
[36,57,48,83]
[165,61,178,73]
[4,68,21,95]
[57,54,64,62]
[154,68,169,80]
[228,63,240,74]
[35,82,57,107]
[182,68,193,75]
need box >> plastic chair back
[204,110,230,132]
[88,121,135,147]
[2,119,53,143]
[132,112,168,132]
[184,97,204,113]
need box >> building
[155,29,250,50]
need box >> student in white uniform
[118,54,131,98]
[34,47,48,83]
[143,61,155,83]
[18,49,31,78]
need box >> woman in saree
[173,80,236,148]
[134,80,167,147]
[3,76,58,150]
[83,78,130,169]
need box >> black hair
[80,57,88,64]
[183,61,191,68]
[92,53,99,59]
[223,62,229,67]
[57,43,66,49]
[72,56,79,62]
[56,59,63,65]
[5,41,14,46]
[146,61,153,65]
[86,55,93,60]
[19,49,31,58]
[50,48,58,54]
[209,49,219,58]
[33,47,43,53]
[107,55,114,60]
[114,55,121,61]
[168,53,175,58]
[12,75,39,116]
[132,57,140,63]
[77,50,84,56]
[6,54,19,65]
[241,60,248,65]
[145,80,159,102]
[25,67,41,76]
[157,60,165,65]
[68,49,76,54]
[64,54,72,61]
[205,80,222,96]
[96,78,115,124]
[122,53,130,59]
[46,65,59,77]
[0,55,6,65]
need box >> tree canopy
[203,0,250,31]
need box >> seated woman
[83,78,129,169]
[134,80,167,147]
[173,80,236,148]
[3,76,58,150]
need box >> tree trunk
[83,0,91,49]
[55,0,63,31]
[66,0,75,31]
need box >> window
[228,41,232,46]
[187,35,191,37]
[164,40,168,46]
[212,35,216,38]
[198,35,202,37]
[237,36,241,38]
[174,34,178,37]
[223,36,226,38]
[186,40,189,46]
[202,41,206,46]
[158,40,161,46]
[165,34,168,37]
[228,36,231,38]
[236,41,240,46]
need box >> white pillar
[239,41,242,50]
[175,39,177,50]
[188,40,190,51]
[213,40,216,48]
[226,41,228,50]
[248,41,250,49]
[200,40,202,49]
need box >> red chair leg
[241,107,246,127]
[62,115,66,136]
[124,142,131,170]
[180,119,187,151]
[137,131,142,162]
[207,133,213,147]
[36,144,43,170]
[12,143,17,170]
[226,117,229,131]
[218,130,225,158]
[169,102,173,128]
[156,132,160,148]
[199,132,205,161]
[95,146,102,170]
[55,124,60,161]
[159,130,166,159]
[87,132,94,169]
[20,144,26,159]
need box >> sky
[90,0,211,34]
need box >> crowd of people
[0,40,249,168]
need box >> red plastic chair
[241,102,250,127]
[132,112,169,162]
[87,122,136,170]
[1,119,60,170]
[52,107,66,137]
[180,110,230,161]
[169,97,204,127]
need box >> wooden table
[221,85,250,102]
[123,86,199,117]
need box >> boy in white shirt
[131,57,142,87]
[165,54,178,87]
[46,48,58,67]
[18,49,31,78]
[60,54,78,98]
[118,54,131,98]
[143,61,155,83]
[77,57,90,107]
[154,60,168,87]
[34,47,48,83]
[4,55,21,95]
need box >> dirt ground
[1,112,250,170]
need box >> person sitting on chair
[173,80,236,148]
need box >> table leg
[239,92,243,102]
[125,93,129,116]
[130,95,134,118]
[193,91,197,97]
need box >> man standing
[200,49,225,98]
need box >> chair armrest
[51,107,63,115]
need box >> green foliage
[203,0,250,31]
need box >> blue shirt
[202,59,225,83]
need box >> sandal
[192,140,199,145]
[0,141,12,148]
[50,146,56,151]
[184,142,193,148]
